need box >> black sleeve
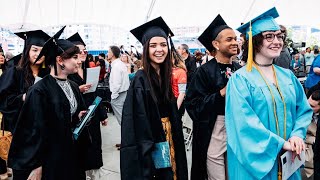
[185,66,223,122]
[120,83,154,180]
[8,88,48,170]
[0,67,24,114]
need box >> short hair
[180,44,189,54]
[109,46,120,58]
[99,53,105,59]
[311,90,320,103]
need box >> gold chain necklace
[215,57,231,64]
[254,63,287,140]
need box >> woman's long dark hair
[242,33,264,62]
[17,45,45,89]
[142,38,173,103]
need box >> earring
[42,62,46,68]
[216,47,219,51]
[60,64,65,70]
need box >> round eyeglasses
[263,33,285,42]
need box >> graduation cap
[14,30,50,47]
[237,7,280,38]
[34,26,77,75]
[34,26,66,65]
[130,16,174,45]
[198,14,231,52]
[236,7,280,71]
[67,32,86,46]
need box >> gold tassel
[42,62,45,68]
[246,21,253,72]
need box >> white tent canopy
[1,0,319,32]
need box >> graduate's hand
[288,136,305,155]
[27,166,42,180]
[282,141,292,151]
[291,151,302,162]
[79,84,92,93]
[101,118,108,126]
[78,110,87,119]
[220,86,227,97]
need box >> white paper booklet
[281,150,305,180]
[85,66,101,94]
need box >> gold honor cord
[254,64,287,139]
[254,64,287,180]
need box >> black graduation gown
[184,59,241,180]
[8,75,86,180]
[0,67,49,132]
[120,70,188,180]
[68,72,108,170]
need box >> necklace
[254,61,273,67]
[215,57,231,65]
[55,78,77,115]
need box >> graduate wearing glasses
[225,7,313,179]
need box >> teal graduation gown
[225,65,313,180]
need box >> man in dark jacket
[185,14,241,180]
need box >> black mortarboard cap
[14,30,50,47]
[198,14,230,52]
[35,26,77,75]
[34,26,66,65]
[130,17,174,45]
[67,32,86,46]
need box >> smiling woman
[120,16,188,180]
[148,36,169,69]
[225,7,313,180]
[7,27,90,180]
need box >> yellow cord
[254,64,287,140]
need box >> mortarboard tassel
[246,21,253,72]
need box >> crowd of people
[0,6,320,180]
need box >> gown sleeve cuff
[276,136,286,154]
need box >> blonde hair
[172,51,187,71]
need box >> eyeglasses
[79,50,88,54]
[263,33,285,42]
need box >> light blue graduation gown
[225,65,313,180]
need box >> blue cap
[237,7,280,38]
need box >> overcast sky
[1,0,319,31]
